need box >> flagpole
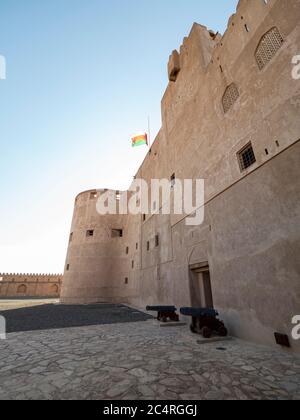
[148,116,151,149]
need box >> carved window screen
[255,27,284,70]
[222,83,240,113]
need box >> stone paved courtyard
[0,302,300,400]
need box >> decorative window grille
[255,27,284,70]
[238,143,256,171]
[222,83,240,113]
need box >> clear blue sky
[0,0,238,274]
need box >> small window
[112,229,123,238]
[222,83,240,113]
[66,264,70,271]
[147,241,150,251]
[86,230,94,237]
[170,173,176,187]
[155,234,159,247]
[238,143,256,171]
[255,27,284,70]
[132,260,134,269]
[125,278,129,285]
[69,232,73,242]
[143,214,146,222]
[126,247,129,255]
[136,243,139,250]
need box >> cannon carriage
[180,307,228,338]
[146,306,180,323]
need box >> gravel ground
[0,303,153,333]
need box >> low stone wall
[0,274,62,298]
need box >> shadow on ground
[0,304,153,333]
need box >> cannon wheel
[202,327,212,339]
[190,325,197,334]
[218,326,228,337]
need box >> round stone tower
[60,189,134,304]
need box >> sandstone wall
[0,274,62,298]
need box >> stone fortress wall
[0,273,62,298]
[61,0,300,351]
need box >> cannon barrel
[180,307,219,317]
[146,306,177,312]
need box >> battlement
[162,0,300,139]
[0,273,62,278]
[166,0,279,84]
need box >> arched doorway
[17,284,27,295]
[50,284,59,295]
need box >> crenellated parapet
[0,273,62,277]
[163,0,297,138]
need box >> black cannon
[180,307,228,338]
[146,306,179,323]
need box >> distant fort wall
[0,273,62,298]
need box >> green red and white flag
[131,132,148,148]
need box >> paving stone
[0,313,299,400]
[137,385,155,397]
[280,382,299,393]
[106,380,133,398]
[221,373,231,385]
[205,390,225,400]
[241,366,256,372]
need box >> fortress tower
[61,0,300,352]
[61,189,139,304]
